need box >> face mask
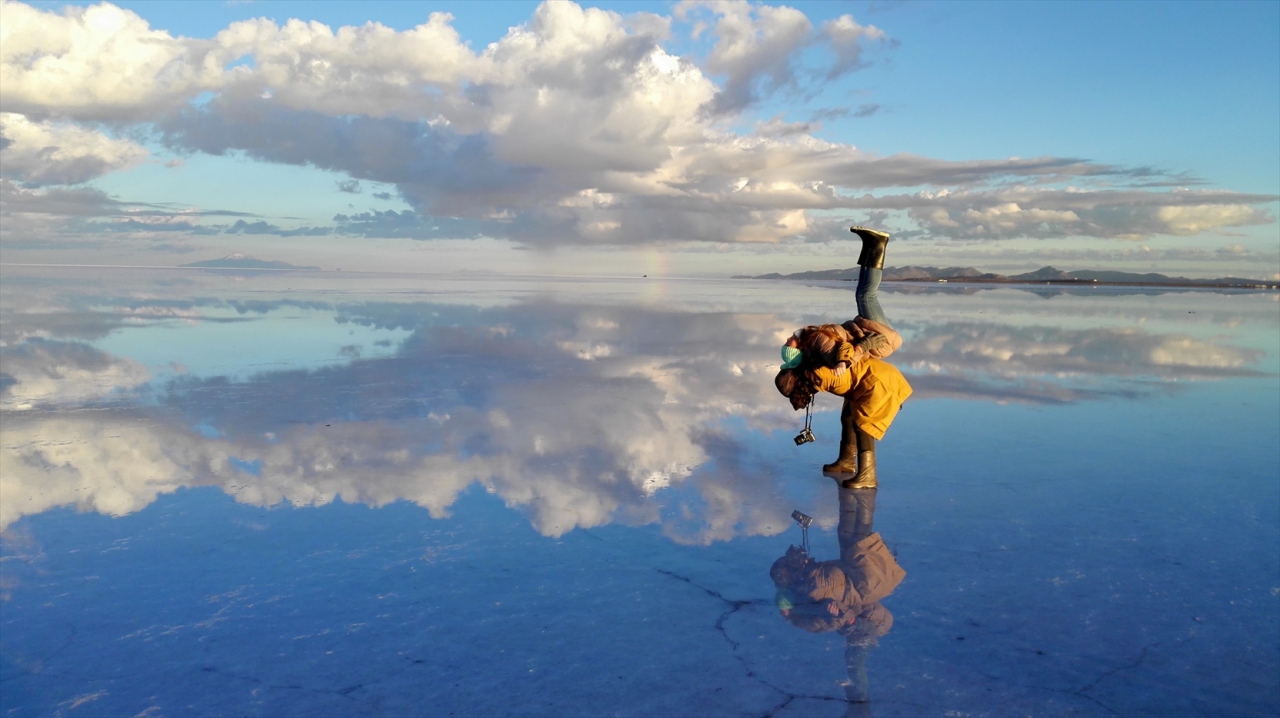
[781,345,803,369]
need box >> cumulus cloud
[0,0,1273,247]
[678,0,814,114]
[0,112,148,185]
[674,3,892,113]
[211,10,477,118]
[0,0,225,120]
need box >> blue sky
[2,0,1277,277]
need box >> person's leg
[851,226,890,325]
[855,265,887,324]
[823,397,860,475]
[843,641,872,706]
[841,427,877,490]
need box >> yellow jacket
[811,358,913,440]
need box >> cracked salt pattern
[1,267,1277,717]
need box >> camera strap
[803,397,813,433]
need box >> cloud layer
[0,0,1274,247]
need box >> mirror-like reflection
[1,267,1276,717]
[2,270,1272,538]
[773,488,901,717]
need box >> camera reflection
[772,488,904,717]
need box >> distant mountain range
[180,253,319,271]
[735,265,1277,288]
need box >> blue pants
[856,266,887,324]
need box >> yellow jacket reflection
[771,489,903,712]
[770,532,904,638]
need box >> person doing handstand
[776,227,912,489]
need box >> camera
[791,510,813,529]
[793,428,815,445]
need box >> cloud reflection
[0,338,150,410]
[1,288,1270,537]
[894,322,1264,404]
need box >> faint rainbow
[643,251,670,297]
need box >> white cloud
[210,11,478,120]
[0,112,148,185]
[677,0,813,113]
[820,14,890,79]
[1154,204,1264,236]
[0,0,224,120]
[0,0,1273,247]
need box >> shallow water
[2,267,1277,717]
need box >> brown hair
[775,369,814,411]
[769,546,812,586]
[795,324,849,367]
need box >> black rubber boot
[841,428,877,490]
[851,226,890,270]
[823,398,859,475]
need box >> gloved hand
[854,333,891,357]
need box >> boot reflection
[771,487,905,717]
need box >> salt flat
[2,267,1277,717]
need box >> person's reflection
[770,488,904,717]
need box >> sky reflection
[2,268,1277,717]
[2,269,1275,541]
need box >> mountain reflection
[1,277,1272,535]
[771,488,901,716]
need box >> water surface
[2,267,1277,717]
